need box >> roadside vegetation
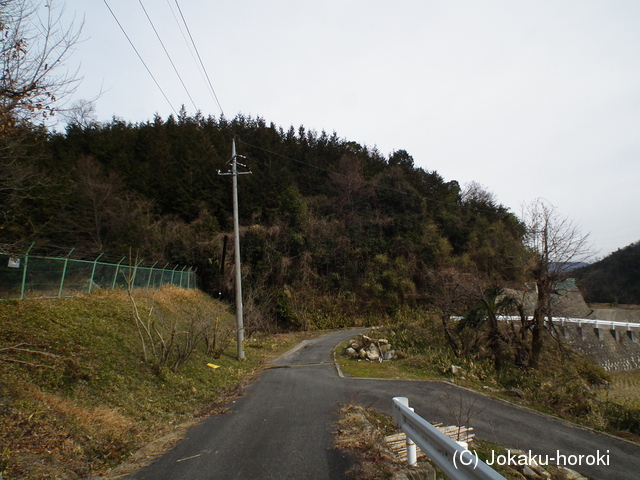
[337,309,640,442]
[0,286,312,479]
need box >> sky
[54,0,640,258]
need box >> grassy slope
[0,287,307,479]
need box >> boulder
[345,334,394,361]
[366,343,380,361]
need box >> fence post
[89,253,104,293]
[112,256,126,290]
[132,259,143,288]
[179,265,187,288]
[58,248,75,298]
[19,242,35,300]
[147,261,158,288]
[171,265,179,285]
[160,263,169,286]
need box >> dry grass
[0,287,311,479]
[334,404,406,480]
[598,369,640,407]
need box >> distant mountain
[575,242,640,305]
[556,262,590,272]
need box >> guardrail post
[395,397,418,466]
[407,435,417,466]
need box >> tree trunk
[529,281,548,368]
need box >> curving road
[130,329,640,480]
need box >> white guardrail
[496,316,640,330]
[452,316,640,330]
[392,397,506,480]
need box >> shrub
[599,402,640,435]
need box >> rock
[450,365,462,374]
[347,335,394,362]
[366,343,380,361]
[482,386,501,393]
[528,463,551,478]
[506,388,525,398]
[522,465,542,479]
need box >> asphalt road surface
[131,329,640,480]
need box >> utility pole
[218,138,252,359]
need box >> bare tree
[0,0,83,242]
[1,0,82,131]
[523,198,594,368]
[461,181,498,208]
[61,98,97,128]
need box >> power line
[138,0,198,112]
[166,0,209,100]
[173,0,225,116]
[102,0,178,117]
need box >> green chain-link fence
[0,249,198,301]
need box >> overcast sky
[58,0,640,258]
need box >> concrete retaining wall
[557,321,640,372]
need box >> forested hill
[5,113,528,329]
[575,242,640,305]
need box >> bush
[599,402,640,435]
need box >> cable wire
[174,0,225,116]
[166,0,208,92]
[102,0,178,117]
[138,0,198,112]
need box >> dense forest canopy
[2,111,531,327]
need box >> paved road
[131,329,640,480]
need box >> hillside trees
[41,112,532,329]
[575,242,640,304]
